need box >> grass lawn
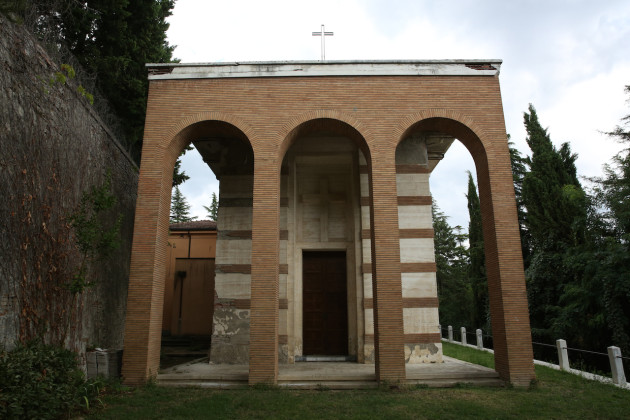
[87,343,629,419]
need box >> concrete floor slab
[158,356,503,388]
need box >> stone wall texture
[0,15,138,355]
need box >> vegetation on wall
[9,163,122,348]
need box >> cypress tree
[203,193,219,221]
[509,138,531,266]
[433,201,472,329]
[521,104,587,341]
[466,172,487,330]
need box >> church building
[122,60,535,387]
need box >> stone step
[407,370,500,380]
[278,381,378,389]
[278,372,375,382]
[157,377,503,389]
[158,380,247,389]
[406,377,505,388]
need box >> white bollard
[476,329,484,350]
[556,339,570,371]
[461,327,467,345]
[607,346,627,386]
[448,325,453,342]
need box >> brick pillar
[249,157,280,384]
[368,157,406,383]
[478,140,535,387]
[121,144,171,385]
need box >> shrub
[0,341,98,419]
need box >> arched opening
[392,131,449,364]
[396,116,508,373]
[278,118,373,366]
[160,120,254,368]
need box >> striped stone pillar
[210,174,254,364]
[395,136,442,363]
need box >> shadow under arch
[396,115,533,385]
[164,117,255,175]
[397,115,489,167]
[278,112,373,164]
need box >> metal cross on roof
[312,24,334,61]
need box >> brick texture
[122,73,535,386]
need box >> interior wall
[283,136,363,362]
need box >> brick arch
[277,110,373,162]
[395,110,534,386]
[394,109,490,164]
[160,112,257,169]
[161,119,255,179]
[122,113,256,385]
[164,111,258,152]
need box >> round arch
[122,114,255,385]
[161,112,257,173]
[394,111,533,385]
[277,110,373,163]
[394,109,490,167]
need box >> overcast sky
[167,0,630,230]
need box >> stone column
[395,136,441,363]
[210,174,254,364]
[248,157,280,384]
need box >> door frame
[302,250,348,356]
[292,244,360,359]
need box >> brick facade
[122,61,535,387]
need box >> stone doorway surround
[121,60,535,387]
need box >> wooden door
[303,251,348,355]
[171,259,215,336]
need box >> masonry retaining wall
[0,15,138,355]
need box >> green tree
[586,85,630,352]
[170,186,197,223]
[31,0,176,161]
[433,200,472,329]
[172,158,190,187]
[508,138,531,266]
[466,172,487,330]
[520,104,588,342]
[203,192,219,221]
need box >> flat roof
[147,59,502,80]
